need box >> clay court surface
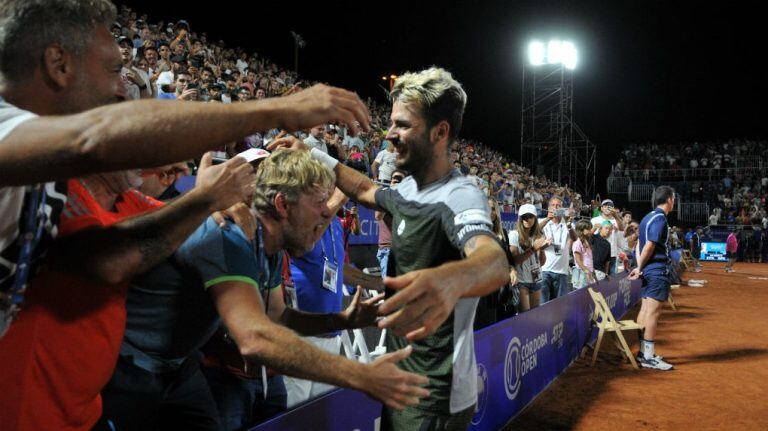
[505,262,768,430]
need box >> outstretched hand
[266,135,308,152]
[377,268,463,341]
[362,346,430,410]
[340,286,384,329]
[276,84,371,135]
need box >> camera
[555,208,567,218]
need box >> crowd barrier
[251,273,642,431]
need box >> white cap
[237,148,270,163]
[156,70,174,86]
[518,204,537,217]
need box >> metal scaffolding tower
[520,63,596,198]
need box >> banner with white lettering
[252,273,641,431]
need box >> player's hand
[378,268,462,341]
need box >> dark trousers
[201,366,287,431]
[101,355,222,431]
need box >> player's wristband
[310,147,339,170]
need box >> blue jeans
[377,247,390,279]
[201,366,287,431]
[538,271,570,303]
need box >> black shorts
[726,251,735,259]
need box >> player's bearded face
[394,128,432,176]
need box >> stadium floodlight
[561,41,577,70]
[528,39,578,70]
[528,41,545,66]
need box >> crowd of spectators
[705,173,768,227]
[609,139,768,229]
[112,5,585,219]
[612,139,768,176]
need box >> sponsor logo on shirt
[397,219,406,236]
[454,209,492,226]
[457,224,492,242]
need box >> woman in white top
[509,204,550,312]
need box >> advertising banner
[253,274,641,431]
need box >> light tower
[520,40,595,198]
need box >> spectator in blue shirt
[283,189,368,407]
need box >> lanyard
[9,185,48,304]
[254,223,272,294]
[250,222,275,399]
[547,220,567,246]
[319,224,337,264]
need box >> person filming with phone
[591,199,625,275]
[537,196,576,303]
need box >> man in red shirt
[0,159,249,431]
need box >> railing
[615,166,768,182]
[607,176,631,194]
[735,155,763,169]
[679,202,710,223]
[628,182,655,202]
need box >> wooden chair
[667,284,680,310]
[582,287,644,369]
[680,250,696,270]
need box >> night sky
[119,1,766,192]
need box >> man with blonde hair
[101,150,429,430]
[271,67,509,430]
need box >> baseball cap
[518,204,537,218]
[237,148,270,164]
[116,36,132,47]
[156,71,174,87]
[601,199,614,207]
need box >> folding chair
[582,287,644,369]
[680,250,695,271]
[667,284,680,310]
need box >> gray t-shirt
[375,168,493,414]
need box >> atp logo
[504,337,522,400]
[471,363,489,425]
[551,322,564,349]
[619,278,631,308]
